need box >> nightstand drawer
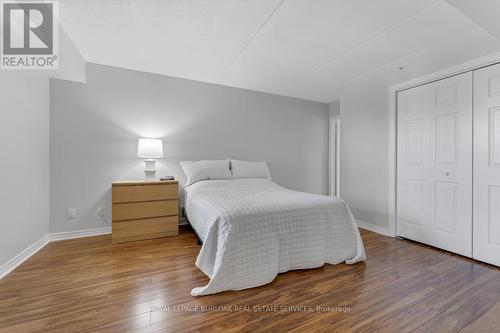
[111,180,179,244]
[112,184,178,203]
[112,200,178,221]
[112,216,178,244]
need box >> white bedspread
[184,178,366,296]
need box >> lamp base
[144,159,157,180]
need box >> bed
[184,177,366,296]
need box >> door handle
[443,170,450,176]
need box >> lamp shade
[137,138,164,158]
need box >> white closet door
[397,72,472,257]
[473,64,500,266]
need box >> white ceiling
[59,0,500,103]
[447,0,500,41]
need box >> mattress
[184,178,366,296]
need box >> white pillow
[230,159,271,179]
[180,159,232,186]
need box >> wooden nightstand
[111,180,179,244]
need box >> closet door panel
[397,72,472,257]
[473,64,500,266]
[428,73,472,257]
[397,85,431,242]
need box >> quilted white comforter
[184,178,366,296]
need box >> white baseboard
[49,226,111,242]
[0,219,197,280]
[356,219,393,237]
[0,226,111,280]
[0,235,49,280]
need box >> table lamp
[137,138,164,179]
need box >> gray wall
[339,75,390,228]
[0,28,85,271]
[50,63,329,233]
[0,72,50,267]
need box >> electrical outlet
[66,208,76,220]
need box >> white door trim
[329,116,340,197]
[336,118,340,197]
[388,51,500,238]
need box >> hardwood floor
[1,227,500,333]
